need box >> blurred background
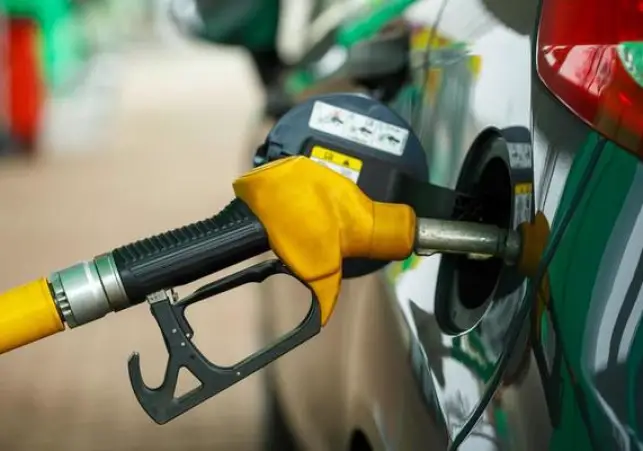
[0,1,312,449]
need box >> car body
[260,0,643,450]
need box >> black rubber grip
[112,198,270,303]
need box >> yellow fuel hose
[0,278,64,355]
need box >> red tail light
[536,0,643,158]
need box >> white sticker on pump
[308,101,409,156]
[309,146,363,184]
[514,183,533,224]
[507,142,533,169]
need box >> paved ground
[0,44,269,451]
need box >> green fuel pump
[3,0,88,91]
[171,0,417,119]
[1,0,91,151]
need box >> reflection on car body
[261,0,643,450]
[387,3,537,449]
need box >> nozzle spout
[414,218,521,265]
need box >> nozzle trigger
[128,259,321,425]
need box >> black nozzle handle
[111,198,270,303]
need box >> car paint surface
[264,0,545,449]
[533,133,643,451]
[262,0,643,449]
[385,0,544,448]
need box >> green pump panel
[285,0,417,97]
[2,0,88,91]
[336,0,416,47]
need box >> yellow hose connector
[517,211,550,278]
[0,278,64,355]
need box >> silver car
[260,0,643,449]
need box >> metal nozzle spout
[414,218,522,265]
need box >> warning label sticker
[310,146,363,184]
[308,101,409,156]
[514,183,533,224]
[507,143,533,170]
[515,183,533,195]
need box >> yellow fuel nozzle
[0,156,549,357]
[0,152,554,431]
[0,157,416,359]
[235,156,416,325]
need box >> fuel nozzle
[0,89,549,427]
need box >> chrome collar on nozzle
[48,254,131,328]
